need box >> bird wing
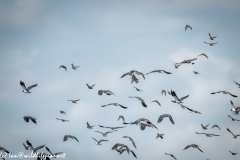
[101,104,110,107]
[227,128,235,136]
[0,147,10,154]
[92,137,98,142]
[163,70,172,74]
[140,123,146,130]
[169,116,174,124]
[74,136,79,142]
[130,150,137,159]
[183,145,191,150]
[228,92,238,97]
[87,122,90,127]
[26,84,38,91]
[211,91,224,94]
[197,146,203,152]
[23,116,29,122]
[152,100,161,106]
[63,135,69,141]
[186,107,193,112]
[98,125,106,128]
[20,81,27,90]
[180,94,189,101]
[118,115,125,121]
[95,131,103,134]
[157,114,167,123]
[141,101,147,108]
[135,71,145,79]
[230,100,235,108]
[30,118,37,124]
[86,83,90,88]
[162,90,166,96]
[234,81,240,85]
[98,90,103,95]
[171,90,180,101]
[45,147,54,156]
[99,140,108,143]
[129,138,137,149]
[120,72,131,78]
[119,104,128,109]
[145,70,156,75]
[90,84,96,88]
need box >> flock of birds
[1,25,240,160]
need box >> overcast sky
[0,0,240,160]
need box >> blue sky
[0,0,240,160]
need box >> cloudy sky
[0,0,240,160]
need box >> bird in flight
[86,122,95,129]
[133,86,143,92]
[230,100,240,115]
[185,25,192,31]
[92,137,108,145]
[165,153,177,160]
[101,103,128,109]
[212,124,221,130]
[233,81,240,88]
[67,99,80,104]
[151,100,161,106]
[208,33,217,40]
[227,128,240,139]
[60,110,66,114]
[98,90,115,96]
[86,83,96,89]
[171,90,189,104]
[156,133,164,139]
[145,70,172,75]
[20,80,38,93]
[23,116,37,124]
[59,65,67,71]
[56,118,69,122]
[229,151,238,155]
[201,124,209,130]
[63,135,79,142]
[193,71,201,75]
[71,63,79,70]
[197,53,208,59]
[98,125,126,131]
[118,115,125,122]
[183,144,203,153]
[211,91,237,98]
[120,70,145,79]
[228,115,240,121]
[157,114,174,124]
[195,132,220,137]
[176,58,197,66]
[95,131,113,137]
[204,42,218,46]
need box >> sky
[0,0,240,160]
